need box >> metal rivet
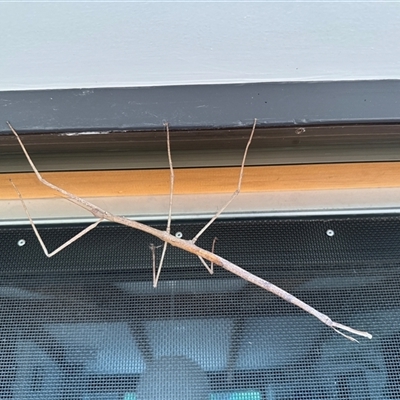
[326,229,335,237]
[18,239,26,247]
[175,232,183,239]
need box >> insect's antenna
[191,119,257,244]
[153,122,175,287]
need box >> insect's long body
[6,121,372,341]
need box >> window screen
[1,215,399,399]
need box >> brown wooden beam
[1,162,400,200]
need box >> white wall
[1,2,400,91]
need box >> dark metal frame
[2,80,400,134]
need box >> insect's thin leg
[164,122,174,236]
[10,179,102,257]
[153,123,175,287]
[150,244,158,285]
[198,256,213,274]
[197,237,218,274]
[210,236,217,273]
[154,242,167,287]
[191,119,257,244]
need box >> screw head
[295,127,306,135]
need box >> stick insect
[6,120,372,342]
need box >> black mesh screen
[1,215,400,399]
